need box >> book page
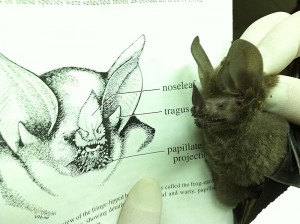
[0,1,233,223]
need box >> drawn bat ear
[109,106,121,129]
[216,39,263,100]
[0,53,58,152]
[18,122,40,146]
[102,35,145,132]
[191,36,214,87]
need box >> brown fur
[190,37,289,207]
[203,111,288,205]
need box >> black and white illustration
[0,35,155,214]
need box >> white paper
[0,1,233,223]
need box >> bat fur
[190,36,289,222]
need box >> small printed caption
[161,179,214,197]
[0,0,202,6]
[59,193,127,224]
[57,180,213,223]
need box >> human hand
[241,11,300,75]
[241,11,300,125]
[117,178,162,224]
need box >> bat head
[0,35,147,178]
[45,70,121,174]
[16,68,122,176]
[190,37,265,129]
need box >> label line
[112,150,165,162]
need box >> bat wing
[268,123,300,187]
[0,53,58,152]
[102,35,145,131]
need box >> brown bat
[190,36,289,223]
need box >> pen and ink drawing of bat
[190,36,298,224]
[0,35,155,215]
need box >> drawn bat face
[190,37,265,129]
[41,69,121,174]
[0,36,149,176]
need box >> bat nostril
[79,129,89,138]
[217,103,225,109]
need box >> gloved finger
[117,178,162,224]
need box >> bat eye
[63,133,76,144]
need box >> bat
[190,36,291,223]
[0,35,155,215]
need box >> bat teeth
[206,117,224,122]
[88,141,96,146]
[85,138,105,147]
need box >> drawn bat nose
[82,130,99,141]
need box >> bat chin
[47,131,124,178]
[67,143,113,174]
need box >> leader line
[117,110,162,118]
[117,88,160,95]
[111,150,165,162]
[92,88,160,116]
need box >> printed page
[0,1,233,223]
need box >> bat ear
[109,106,121,129]
[191,36,214,87]
[103,35,145,132]
[18,122,40,146]
[216,39,263,101]
[0,53,58,152]
[107,35,145,80]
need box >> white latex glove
[117,178,162,224]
